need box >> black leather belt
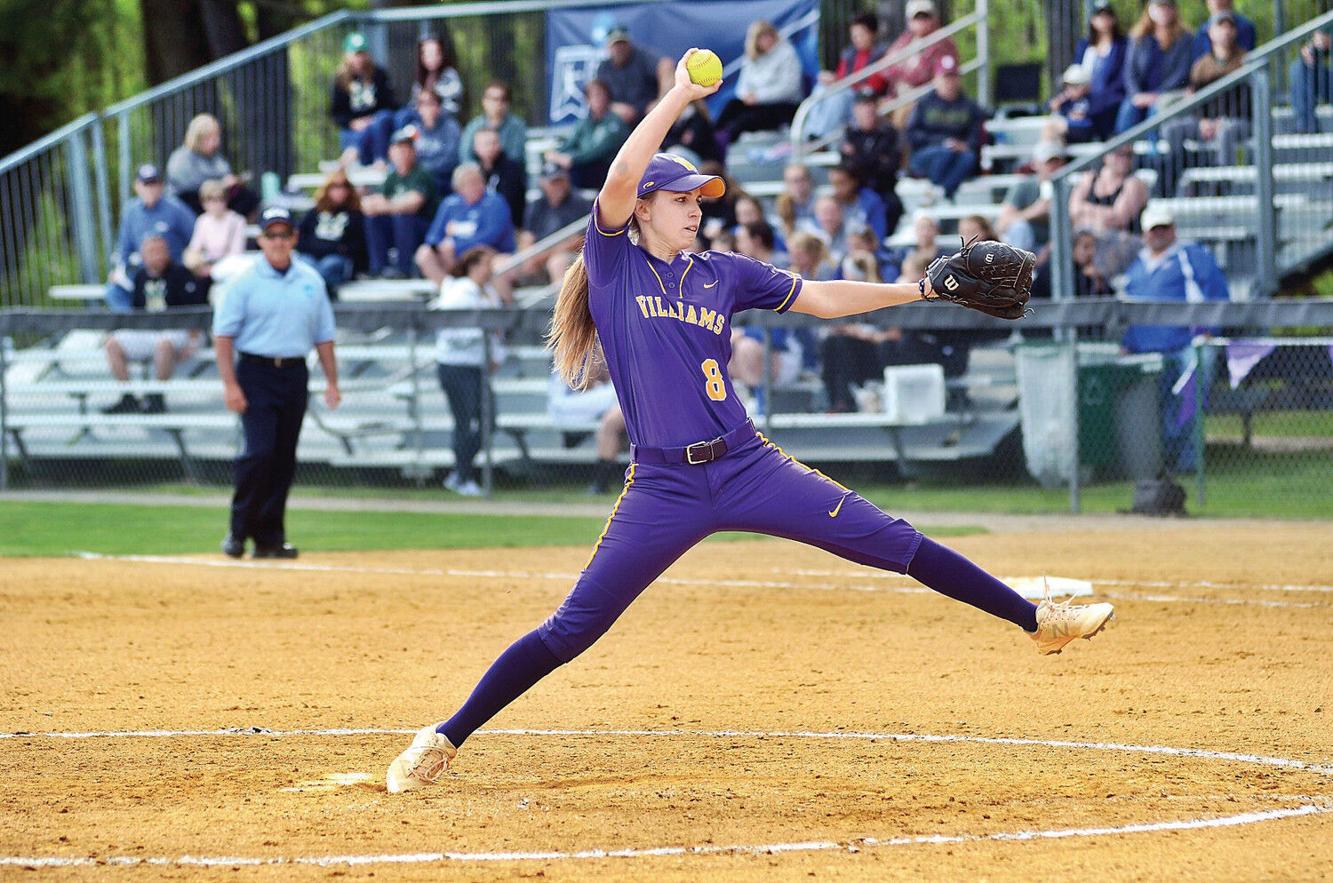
[631,420,755,466]
[239,352,305,369]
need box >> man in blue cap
[104,164,196,311]
[213,206,341,559]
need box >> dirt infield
[2,522,1331,880]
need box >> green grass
[0,500,984,558]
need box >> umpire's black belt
[631,419,756,466]
[239,351,306,369]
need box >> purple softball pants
[535,429,923,662]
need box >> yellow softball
[686,49,723,87]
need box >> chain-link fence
[3,301,1330,516]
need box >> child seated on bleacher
[183,179,247,300]
[102,234,208,415]
[1045,65,1098,144]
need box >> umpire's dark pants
[231,357,308,547]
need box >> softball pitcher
[387,51,1113,793]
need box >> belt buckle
[685,436,722,465]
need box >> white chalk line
[73,553,1329,608]
[2,804,1329,869]
[788,568,1333,595]
[3,727,1329,869]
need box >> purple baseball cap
[637,153,725,200]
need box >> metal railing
[790,0,990,156]
[1049,9,1333,304]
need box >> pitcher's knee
[536,606,618,663]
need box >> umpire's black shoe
[254,543,299,559]
[221,533,245,559]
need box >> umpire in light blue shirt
[213,207,341,559]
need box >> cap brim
[655,174,725,198]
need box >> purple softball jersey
[584,200,801,449]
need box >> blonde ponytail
[546,252,600,389]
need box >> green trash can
[1079,356,1163,479]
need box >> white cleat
[386,724,457,793]
[1031,593,1115,656]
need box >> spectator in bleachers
[517,162,591,284]
[597,26,672,125]
[1115,0,1192,134]
[708,228,737,253]
[733,194,786,256]
[402,86,463,194]
[1068,143,1149,235]
[827,163,889,246]
[547,360,626,495]
[1067,0,1129,142]
[1072,228,1113,297]
[331,32,397,157]
[786,230,839,282]
[183,179,246,300]
[884,0,961,127]
[958,214,997,245]
[995,140,1064,254]
[166,114,259,218]
[473,126,528,230]
[1045,65,1098,144]
[714,20,805,150]
[102,234,206,415]
[905,55,987,201]
[728,221,805,416]
[882,211,944,281]
[839,92,903,233]
[698,161,747,238]
[1159,9,1251,196]
[1191,0,1255,61]
[363,36,463,167]
[544,79,629,190]
[417,163,515,286]
[460,82,528,166]
[105,164,197,312]
[804,13,887,141]
[433,245,507,497]
[1122,203,1229,472]
[408,34,464,119]
[1289,28,1331,134]
[362,125,438,279]
[802,195,852,262]
[774,163,817,241]
[662,99,723,165]
[840,227,886,281]
[298,169,367,298]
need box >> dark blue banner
[545,0,820,126]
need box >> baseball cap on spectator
[1209,9,1237,25]
[605,26,631,45]
[1140,204,1175,231]
[390,124,419,146]
[259,206,295,232]
[136,163,162,184]
[906,0,937,18]
[343,32,368,53]
[1091,0,1114,11]
[637,152,725,199]
[934,54,959,77]
[1032,141,1066,165]
[539,161,568,180]
[1062,64,1091,86]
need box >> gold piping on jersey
[774,273,800,312]
[642,254,670,295]
[592,202,627,237]
[677,256,696,296]
[585,462,637,567]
